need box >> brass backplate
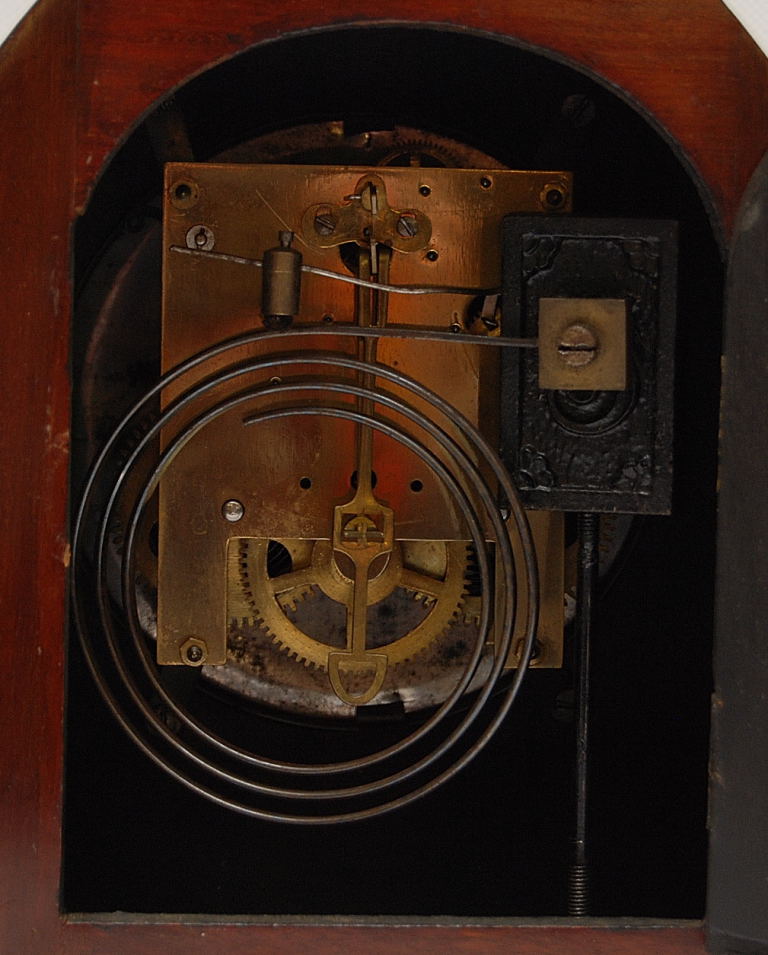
[158,163,570,668]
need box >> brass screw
[396,214,418,238]
[314,211,337,236]
[557,323,598,367]
[185,224,214,251]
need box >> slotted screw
[557,323,598,367]
[314,212,337,236]
[396,214,418,238]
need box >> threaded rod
[568,512,599,917]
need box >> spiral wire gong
[71,327,539,823]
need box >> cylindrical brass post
[261,230,301,328]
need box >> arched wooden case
[1,1,767,951]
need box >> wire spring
[567,862,589,917]
[71,340,540,824]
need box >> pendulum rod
[568,511,599,917]
[325,220,396,705]
[354,233,392,489]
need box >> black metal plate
[501,216,677,514]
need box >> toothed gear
[232,537,471,669]
[378,136,466,169]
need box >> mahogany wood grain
[0,0,76,951]
[76,0,768,239]
[0,0,766,950]
[10,919,713,954]
[77,922,710,953]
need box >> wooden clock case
[1,0,767,951]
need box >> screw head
[222,499,245,522]
[314,211,337,236]
[396,214,418,238]
[185,224,215,251]
[561,93,596,128]
[180,637,207,667]
[557,323,598,367]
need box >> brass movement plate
[158,163,570,670]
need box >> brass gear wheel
[230,538,470,669]
[378,136,465,169]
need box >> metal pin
[222,499,245,522]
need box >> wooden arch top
[72,0,768,239]
[0,0,766,951]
